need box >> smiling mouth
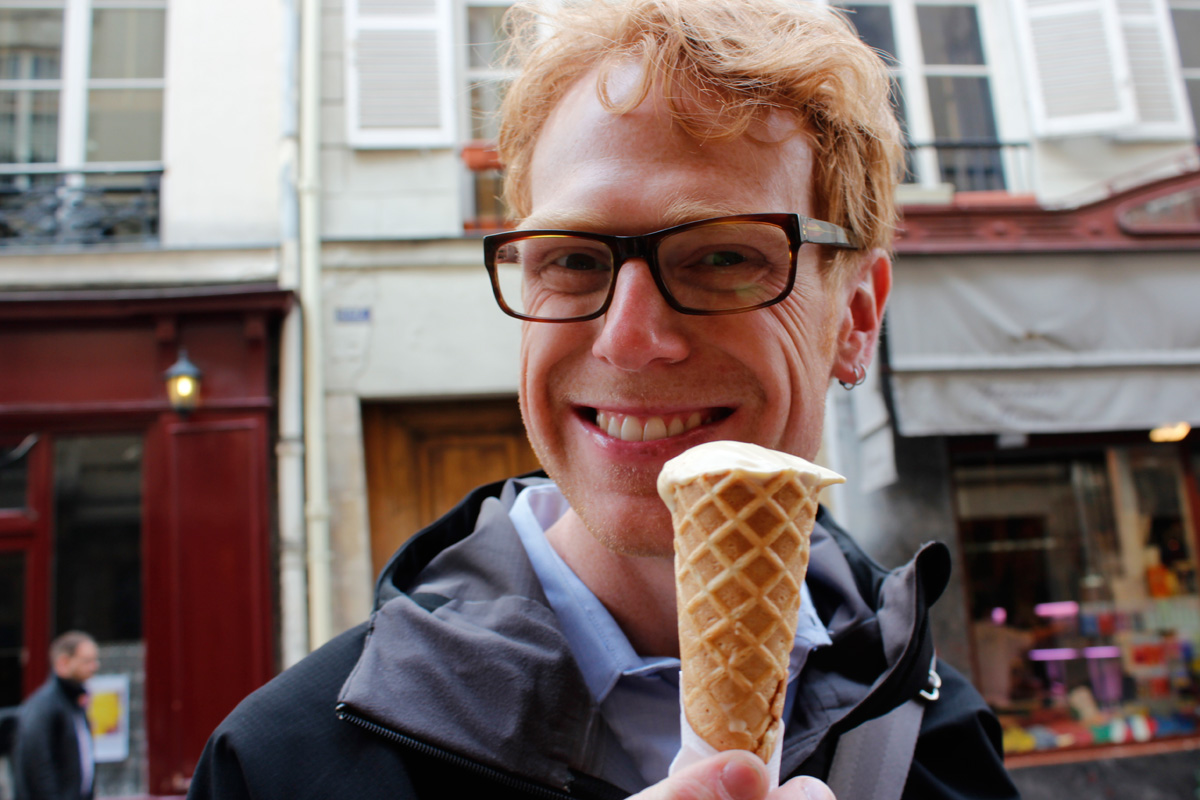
[592,409,730,442]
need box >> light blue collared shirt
[509,483,831,789]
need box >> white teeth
[596,411,622,438]
[594,410,709,441]
[642,417,667,441]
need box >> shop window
[0,437,34,509]
[0,551,25,707]
[954,443,1200,755]
[53,434,143,641]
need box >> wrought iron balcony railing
[905,140,1033,195]
[0,165,162,248]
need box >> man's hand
[629,751,837,800]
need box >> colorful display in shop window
[955,444,1200,756]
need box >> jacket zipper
[336,704,580,800]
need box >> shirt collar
[510,483,830,703]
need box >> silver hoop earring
[839,363,866,391]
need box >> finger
[769,776,836,800]
[628,751,770,800]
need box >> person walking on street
[13,631,100,800]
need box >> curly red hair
[496,0,904,281]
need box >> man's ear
[831,249,892,385]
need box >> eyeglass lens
[491,220,794,320]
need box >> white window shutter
[1012,0,1138,136]
[345,0,457,148]
[1115,0,1196,140]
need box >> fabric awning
[886,252,1200,436]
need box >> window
[462,1,510,228]
[0,8,62,165]
[0,550,24,708]
[343,0,457,148]
[53,434,143,641]
[1171,1,1200,139]
[954,441,1200,755]
[840,0,1011,193]
[1012,0,1193,140]
[0,436,34,509]
[1120,184,1200,231]
[86,7,165,163]
[917,4,1004,191]
[0,0,165,245]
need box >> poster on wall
[86,674,130,763]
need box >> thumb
[630,751,770,800]
[774,776,836,800]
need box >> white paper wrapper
[668,672,784,791]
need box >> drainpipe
[300,0,334,649]
[277,0,310,667]
[278,316,310,666]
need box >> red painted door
[143,413,273,795]
[0,434,52,705]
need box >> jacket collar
[54,674,88,706]
[341,476,950,790]
[341,477,608,790]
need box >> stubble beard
[531,437,676,560]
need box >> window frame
[841,0,1031,193]
[1010,0,1194,141]
[457,0,513,229]
[344,0,459,149]
[1170,0,1200,140]
[0,0,167,176]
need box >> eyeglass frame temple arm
[801,217,859,249]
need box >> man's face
[518,68,872,558]
[57,639,100,684]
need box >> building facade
[1,0,294,795]
[318,0,1200,795]
[3,0,1198,796]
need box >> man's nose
[591,259,690,370]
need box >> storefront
[951,432,1200,757]
[878,169,1200,786]
[0,284,289,796]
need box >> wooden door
[362,399,541,577]
[143,413,273,794]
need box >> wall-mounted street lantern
[164,348,203,415]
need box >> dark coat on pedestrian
[13,675,95,800]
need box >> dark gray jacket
[13,676,94,800]
[189,476,1018,800]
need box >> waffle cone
[668,468,819,762]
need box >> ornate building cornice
[896,168,1200,255]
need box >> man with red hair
[190,3,1016,799]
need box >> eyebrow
[518,198,757,233]
[518,208,611,231]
